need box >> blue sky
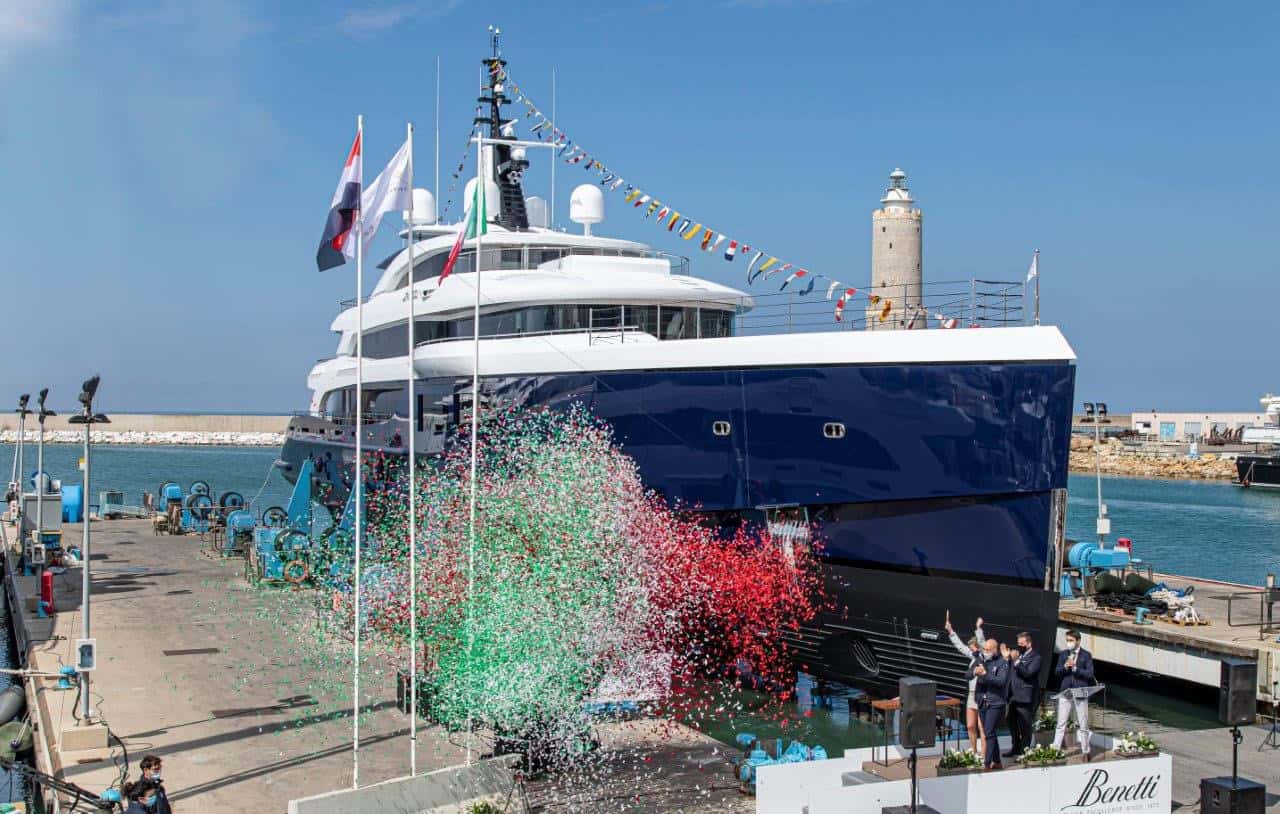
[2,0,1277,413]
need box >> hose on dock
[0,757,118,811]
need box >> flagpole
[435,56,441,207]
[352,112,364,790]
[465,120,483,771]
[405,119,419,777]
[1034,249,1041,326]
[550,67,556,228]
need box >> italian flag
[439,179,488,282]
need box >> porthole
[712,420,731,437]
[823,422,846,439]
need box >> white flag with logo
[1026,250,1039,282]
[359,137,413,251]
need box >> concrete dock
[1,519,750,812]
[1060,572,1280,703]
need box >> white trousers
[1052,693,1091,754]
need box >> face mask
[144,795,157,806]
[150,774,161,782]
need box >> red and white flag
[316,131,362,272]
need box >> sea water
[1065,473,1280,586]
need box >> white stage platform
[756,737,1171,814]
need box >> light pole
[13,394,30,528]
[68,375,108,723]
[1084,401,1110,547]
[34,389,55,549]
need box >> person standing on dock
[972,637,1011,770]
[1004,631,1042,758]
[944,612,987,758]
[1052,629,1095,760]
[140,754,172,814]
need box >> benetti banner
[1050,759,1171,814]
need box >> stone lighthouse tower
[867,168,923,329]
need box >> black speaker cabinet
[1200,777,1265,814]
[1219,658,1257,726]
[899,676,937,749]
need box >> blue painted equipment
[99,789,122,805]
[1059,573,1075,598]
[182,493,215,533]
[732,733,828,794]
[56,665,78,690]
[1068,541,1131,570]
[223,509,256,556]
[158,482,183,504]
[61,485,84,523]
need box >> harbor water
[1,446,1257,759]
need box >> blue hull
[281,359,1075,696]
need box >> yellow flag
[867,293,881,305]
[683,224,702,241]
[760,257,778,273]
[624,189,642,203]
[667,211,681,229]
[880,299,893,322]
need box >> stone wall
[1068,436,1236,480]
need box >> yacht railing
[733,278,1027,335]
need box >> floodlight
[78,375,100,408]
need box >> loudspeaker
[1219,658,1257,726]
[1200,777,1265,814]
[899,676,937,749]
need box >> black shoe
[1001,750,1017,758]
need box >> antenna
[488,24,501,58]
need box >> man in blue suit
[972,637,1011,769]
[1004,631,1042,758]
[1052,629,1096,760]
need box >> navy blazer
[975,654,1011,708]
[1010,648,1042,705]
[1054,647,1095,692]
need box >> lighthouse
[867,168,923,330]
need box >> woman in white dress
[945,612,986,757]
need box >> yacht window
[529,247,567,266]
[660,306,699,340]
[699,308,733,339]
[360,304,735,351]
[370,386,408,418]
[631,305,658,338]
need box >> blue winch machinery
[730,732,828,795]
[1060,540,1132,597]
[243,459,359,588]
[154,480,246,536]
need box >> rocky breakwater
[1068,436,1236,480]
[0,429,284,446]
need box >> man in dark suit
[1052,629,1096,760]
[1004,631,1042,758]
[972,637,1011,769]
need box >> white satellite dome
[524,195,549,229]
[403,188,436,225]
[463,177,502,221]
[569,184,604,235]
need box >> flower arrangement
[1114,731,1158,756]
[1033,707,1057,732]
[937,749,983,770]
[1019,744,1068,766]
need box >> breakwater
[1068,437,1235,480]
[0,429,284,446]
